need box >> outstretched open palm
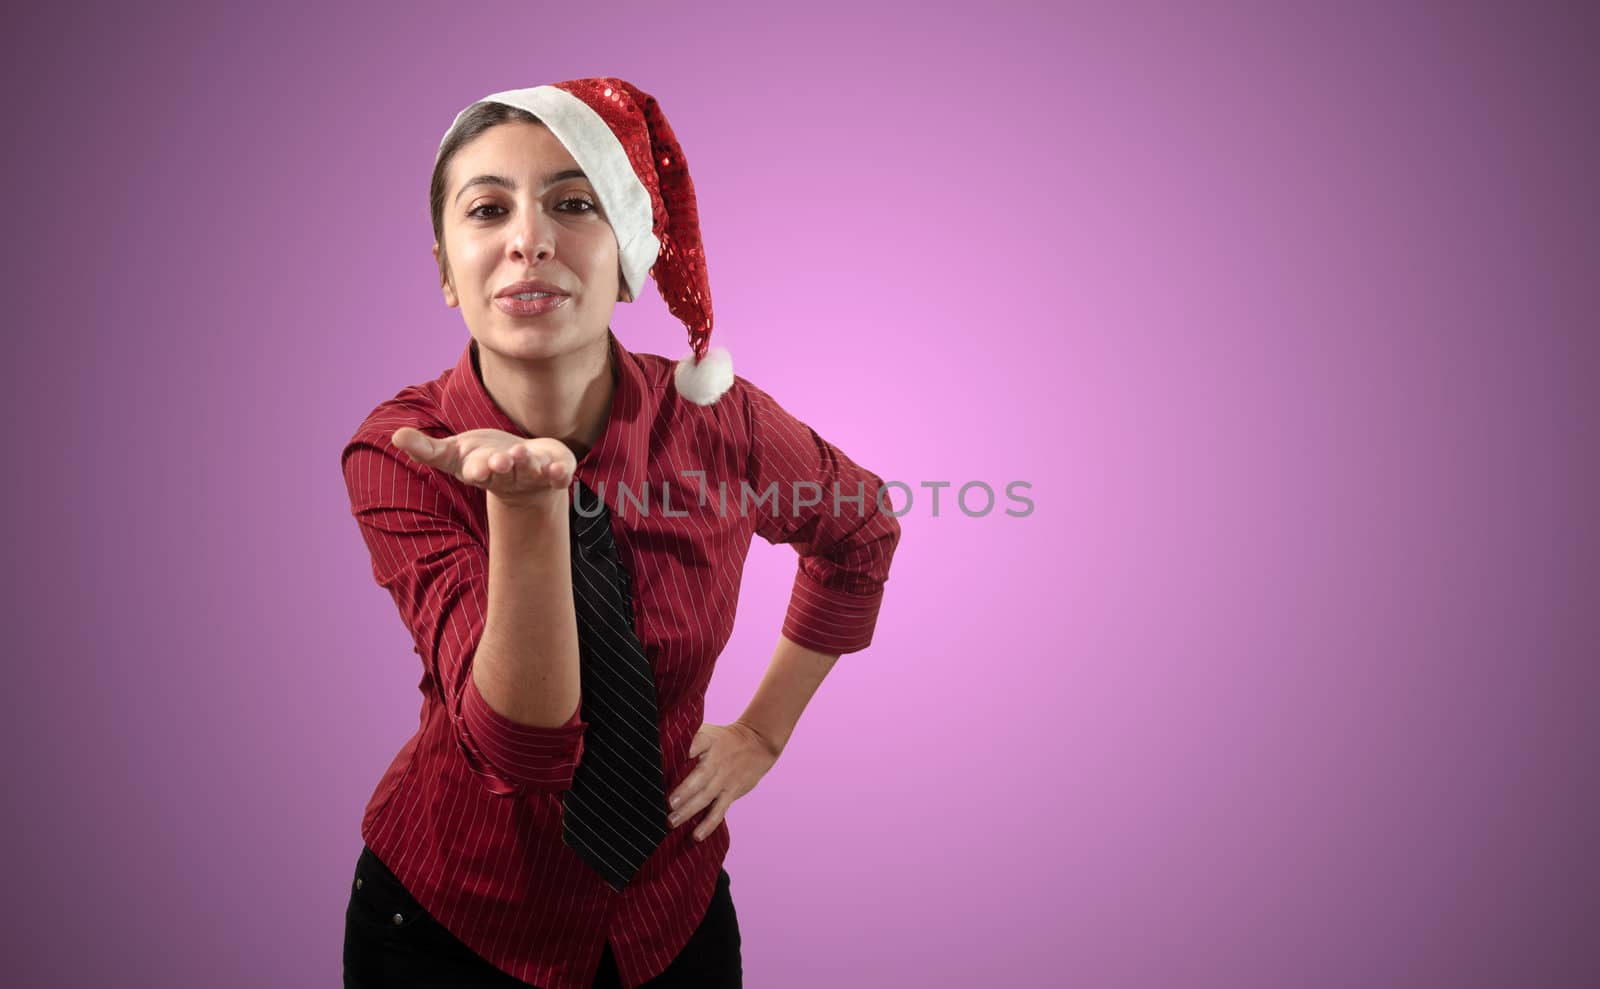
[391,426,576,507]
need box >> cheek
[456,237,495,270]
[576,241,620,288]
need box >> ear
[617,261,632,303]
[433,243,459,308]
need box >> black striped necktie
[561,478,669,892]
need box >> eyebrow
[453,169,589,204]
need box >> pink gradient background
[6,2,1596,986]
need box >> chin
[477,319,604,362]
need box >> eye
[466,198,597,220]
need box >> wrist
[733,717,786,758]
[488,487,570,515]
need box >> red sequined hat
[437,78,733,406]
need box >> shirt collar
[440,329,651,518]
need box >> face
[433,121,628,364]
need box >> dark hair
[429,101,543,285]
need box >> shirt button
[391,913,405,925]
[355,877,363,890]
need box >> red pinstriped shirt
[340,330,900,989]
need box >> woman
[340,78,901,989]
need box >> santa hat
[437,78,733,406]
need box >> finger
[693,794,731,841]
[463,447,493,484]
[391,427,435,463]
[516,442,545,471]
[670,785,718,829]
[688,726,713,759]
[478,450,506,482]
[671,761,720,813]
[669,770,708,812]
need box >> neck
[475,332,616,460]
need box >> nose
[508,204,557,263]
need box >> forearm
[473,492,582,727]
[736,633,840,755]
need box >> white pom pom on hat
[673,345,733,406]
[439,77,734,405]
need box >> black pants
[343,845,742,988]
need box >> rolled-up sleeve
[342,430,587,796]
[740,379,902,654]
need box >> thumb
[689,726,713,759]
[391,427,435,462]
